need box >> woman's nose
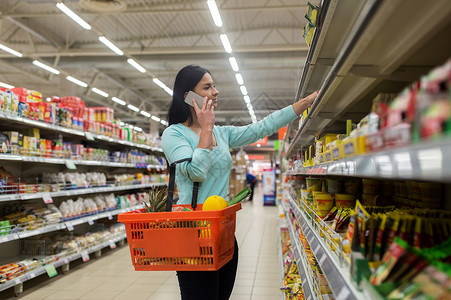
[213,87,219,95]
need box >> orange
[202,195,228,211]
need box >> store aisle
[15,184,282,300]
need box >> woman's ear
[183,91,188,99]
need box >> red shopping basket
[118,157,242,271]
[118,203,241,271]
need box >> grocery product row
[286,59,451,182]
[0,167,167,198]
[281,175,451,300]
[0,91,161,153]
[0,223,126,293]
[0,191,149,243]
[0,127,165,169]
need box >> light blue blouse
[161,105,298,204]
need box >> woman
[161,65,318,300]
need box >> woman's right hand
[193,97,215,130]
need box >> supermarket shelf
[286,0,451,157]
[0,182,166,203]
[0,153,165,170]
[0,111,163,153]
[0,205,140,243]
[286,193,365,300]
[286,139,451,182]
[0,233,127,293]
[283,202,319,300]
[277,224,286,300]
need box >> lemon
[202,195,228,211]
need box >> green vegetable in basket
[229,188,251,206]
[182,207,193,211]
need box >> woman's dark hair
[167,65,210,126]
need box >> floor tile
[147,292,181,300]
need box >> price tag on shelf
[109,240,116,249]
[42,192,53,204]
[64,160,77,170]
[314,244,320,254]
[319,253,327,265]
[63,259,69,265]
[45,264,58,278]
[107,214,113,220]
[29,273,35,279]
[81,251,90,262]
[307,295,312,300]
[337,287,351,300]
[15,278,22,285]
[85,132,95,141]
[66,223,74,231]
[88,219,94,225]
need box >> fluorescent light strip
[32,60,60,75]
[164,87,174,96]
[151,116,161,122]
[243,95,250,103]
[240,85,248,96]
[91,87,108,97]
[220,34,232,53]
[235,73,244,85]
[134,126,143,132]
[207,0,223,27]
[246,103,252,110]
[140,110,151,118]
[127,58,146,73]
[127,104,139,112]
[152,78,166,89]
[0,43,22,57]
[99,36,123,56]
[229,57,239,72]
[56,3,91,30]
[112,96,126,106]
[0,81,14,89]
[66,76,88,87]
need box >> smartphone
[184,91,205,108]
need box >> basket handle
[167,158,199,211]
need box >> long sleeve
[161,126,212,182]
[225,105,298,148]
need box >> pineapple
[143,187,168,213]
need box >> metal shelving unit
[282,201,319,300]
[0,111,162,153]
[0,205,142,244]
[0,153,165,169]
[286,139,451,182]
[0,182,166,203]
[286,0,451,157]
[286,193,365,300]
[0,233,127,293]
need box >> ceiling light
[220,34,232,53]
[247,103,252,110]
[256,144,261,147]
[240,85,248,96]
[32,60,60,75]
[99,36,123,56]
[152,78,166,89]
[164,87,173,96]
[46,97,51,102]
[235,73,244,85]
[127,104,139,112]
[134,126,143,132]
[119,121,125,126]
[66,76,88,87]
[56,3,91,30]
[112,96,126,105]
[160,120,166,125]
[127,58,146,73]
[0,81,14,89]
[207,0,223,27]
[243,95,250,103]
[151,116,161,122]
[91,87,108,97]
[140,110,151,118]
[0,43,22,57]
[229,57,239,71]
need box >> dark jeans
[249,181,256,201]
[176,238,239,300]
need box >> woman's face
[192,73,219,108]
